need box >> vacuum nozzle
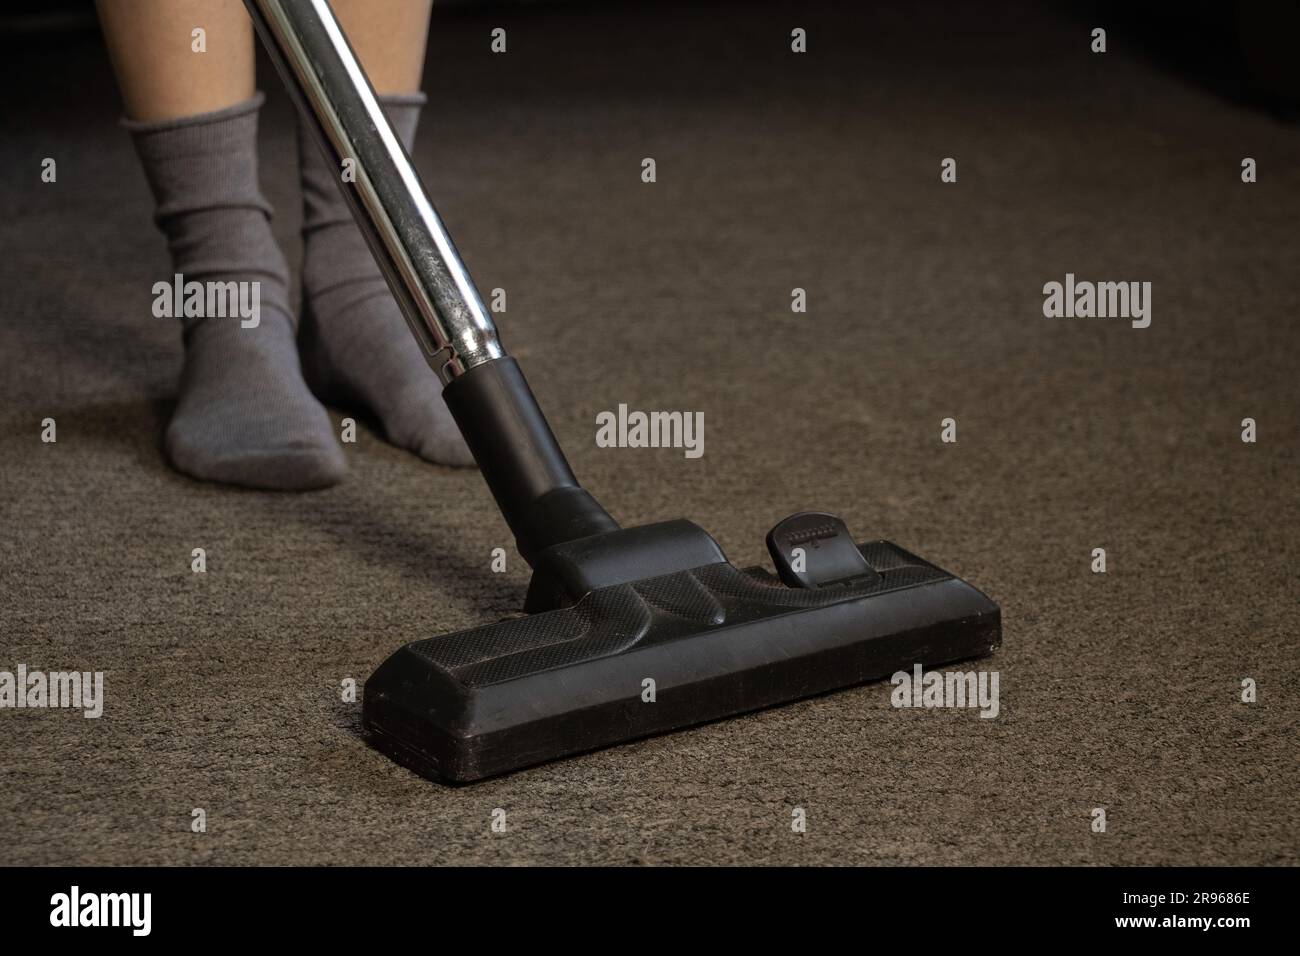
[364,516,1001,783]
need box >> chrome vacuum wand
[245,0,618,559]
[244,0,501,382]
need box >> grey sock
[296,93,474,467]
[127,94,346,490]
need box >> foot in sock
[127,95,346,490]
[296,93,474,468]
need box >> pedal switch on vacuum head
[766,512,882,588]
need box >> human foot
[295,93,474,467]
[127,95,345,490]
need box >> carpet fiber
[1,0,1296,865]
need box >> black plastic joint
[443,357,618,563]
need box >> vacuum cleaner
[246,0,1002,783]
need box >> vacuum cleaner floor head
[364,521,1000,783]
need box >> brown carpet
[1,0,1296,865]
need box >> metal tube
[244,0,503,382]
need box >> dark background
[0,1,1296,865]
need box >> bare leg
[297,0,472,466]
[96,0,255,121]
[332,0,434,95]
